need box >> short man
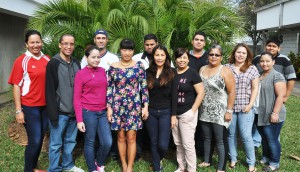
[252,38,296,147]
[189,31,209,72]
[253,38,296,101]
[81,29,119,71]
[188,31,209,157]
[46,34,84,172]
[132,33,158,69]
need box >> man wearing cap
[80,29,119,71]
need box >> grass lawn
[0,96,300,171]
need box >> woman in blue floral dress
[107,39,149,172]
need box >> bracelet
[16,110,22,114]
[226,109,233,114]
[272,112,278,115]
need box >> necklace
[88,67,95,77]
[120,60,132,67]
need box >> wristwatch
[226,109,233,114]
[16,110,22,114]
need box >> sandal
[228,162,237,169]
[198,162,210,167]
[247,167,257,172]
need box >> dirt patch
[7,121,49,152]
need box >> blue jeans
[252,114,261,147]
[22,105,48,172]
[82,109,112,171]
[257,122,284,168]
[48,114,78,172]
[228,110,255,167]
[145,108,171,171]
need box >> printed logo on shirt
[178,92,185,103]
[32,65,36,68]
[179,78,187,83]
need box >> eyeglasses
[209,53,221,57]
[61,42,75,47]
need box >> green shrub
[288,51,300,79]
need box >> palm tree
[28,0,245,58]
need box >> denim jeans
[82,109,112,171]
[22,105,48,172]
[145,108,171,171]
[228,110,255,167]
[257,122,284,168]
[201,121,228,171]
[252,114,262,147]
[48,114,78,172]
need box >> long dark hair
[229,43,253,72]
[147,45,175,89]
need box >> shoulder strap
[217,65,223,75]
[200,65,207,76]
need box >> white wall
[282,0,300,26]
[257,6,281,30]
[0,0,47,18]
[256,0,300,30]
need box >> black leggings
[201,121,228,171]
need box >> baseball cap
[94,29,108,37]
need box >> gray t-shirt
[257,68,286,126]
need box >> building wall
[0,12,27,93]
[280,28,300,55]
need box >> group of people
[8,29,296,172]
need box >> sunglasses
[209,53,221,57]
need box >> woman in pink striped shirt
[74,45,112,172]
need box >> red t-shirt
[8,51,50,106]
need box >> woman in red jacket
[8,30,50,172]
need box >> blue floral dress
[107,61,149,131]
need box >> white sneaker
[97,166,105,172]
[65,166,85,172]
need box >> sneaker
[65,166,84,172]
[95,162,105,172]
[97,166,105,172]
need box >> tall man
[133,33,158,68]
[132,33,158,160]
[46,34,84,172]
[81,29,119,71]
[188,31,209,72]
[188,31,209,157]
